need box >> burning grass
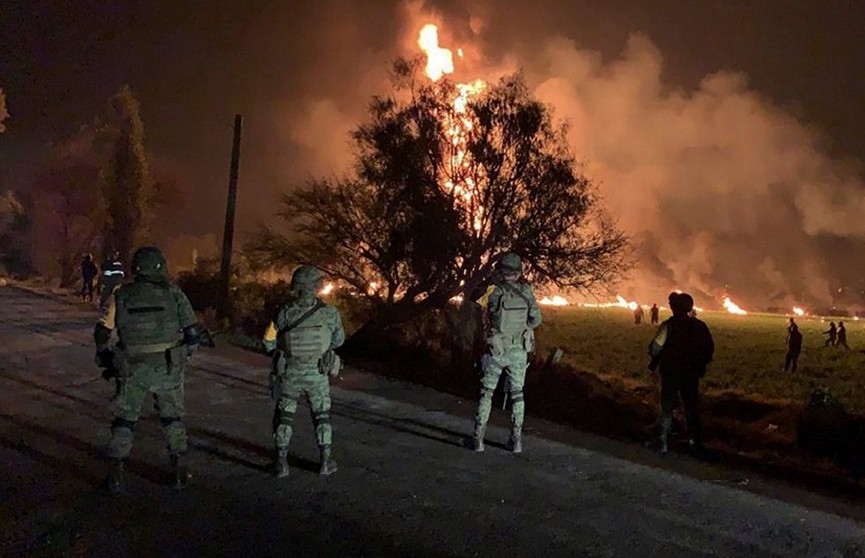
[536,306,865,413]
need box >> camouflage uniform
[94,247,202,492]
[648,292,714,454]
[472,253,542,453]
[263,266,345,477]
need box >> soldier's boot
[319,445,338,476]
[274,448,290,478]
[104,459,125,494]
[170,455,191,490]
[471,423,486,452]
[506,429,522,454]
[658,417,672,455]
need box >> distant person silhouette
[650,303,659,325]
[80,253,97,303]
[837,321,849,350]
[785,318,803,373]
[634,304,644,324]
[823,321,837,347]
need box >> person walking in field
[823,321,837,347]
[650,303,659,325]
[785,318,803,373]
[837,321,849,350]
[647,292,714,454]
[634,304,644,324]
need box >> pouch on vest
[497,284,530,338]
[318,349,342,377]
[522,329,536,353]
[487,334,504,358]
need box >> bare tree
[253,59,628,325]
[101,85,152,265]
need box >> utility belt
[487,329,535,357]
[271,349,341,378]
[114,341,187,376]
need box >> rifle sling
[277,299,326,337]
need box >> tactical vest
[496,282,530,339]
[279,303,332,360]
[115,282,182,355]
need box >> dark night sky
[1,0,864,305]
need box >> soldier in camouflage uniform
[94,246,204,493]
[262,266,345,478]
[471,252,542,453]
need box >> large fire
[417,24,486,232]
[792,306,806,317]
[722,296,748,315]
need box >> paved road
[0,286,863,557]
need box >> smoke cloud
[273,1,865,310]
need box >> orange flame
[417,24,487,233]
[539,295,569,306]
[722,296,747,315]
[792,306,806,317]
[417,24,454,81]
[319,282,335,296]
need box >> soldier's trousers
[474,345,528,435]
[273,366,332,449]
[659,372,701,443]
[108,358,187,460]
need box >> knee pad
[312,411,331,428]
[509,389,524,404]
[277,407,295,426]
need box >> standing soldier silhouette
[471,252,541,453]
[648,292,714,454]
[823,321,837,347]
[785,318,803,372]
[650,303,659,325]
[94,247,204,493]
[262,266,345,478]
[837,321,849,350]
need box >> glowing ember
[319,282,335,296]
[539,295,569,306]
[792,306,806,317]
[722,296,747,315]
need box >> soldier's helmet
[131,246,168,279]
[291,265,323,294]
[496,252,523,275]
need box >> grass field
[536,307,865,414]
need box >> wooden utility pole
[218,114,243,320]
